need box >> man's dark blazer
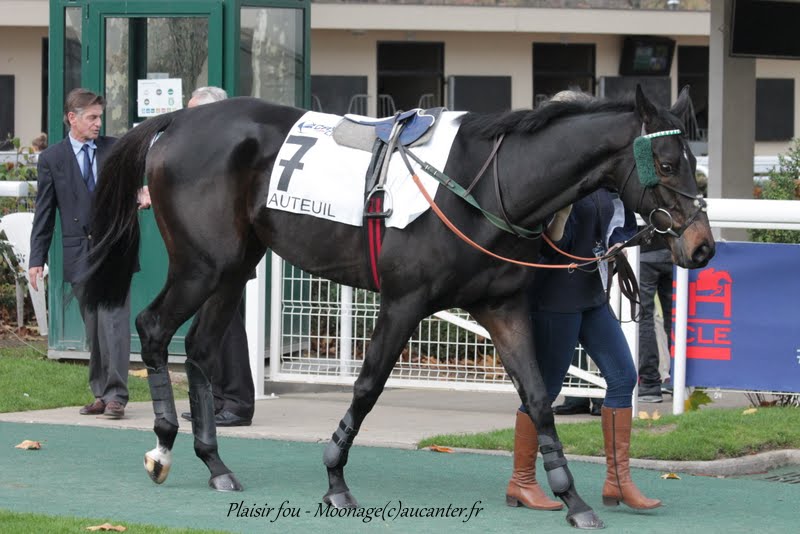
[30,135,116,283]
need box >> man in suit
[28,88,147,419]
[179,86,255,427]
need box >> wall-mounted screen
[731,0,800,59]
[619,36,675,77]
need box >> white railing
[695,155,780,182]
[249,198,799,409]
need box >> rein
[401,146,542,239]
[398,147,582,270]
[396,123,701,278]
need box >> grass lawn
[0,343,188,413]
[419,406,800,461]
[0,509,228,534]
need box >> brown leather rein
[398,141,621,270]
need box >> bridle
[398,121,706,270]
[620,127,707,240]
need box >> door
[47,1,223,356]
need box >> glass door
[84,2,224,354]
[87,1,224,134]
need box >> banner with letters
[671,241,800,392]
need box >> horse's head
[619,85,715,269]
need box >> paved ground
[1,387,798,532]
[0,386,758,448]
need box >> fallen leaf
[686,389,713,411]
[660,472,681,480]
[128,369,148,378]
[86,523,127,532]
[15,440,41,450]
[428,445,454,453]
[742,408,758,415]
[638,411,650,420]
[651,410,662,421]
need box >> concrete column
[708,0,756,239]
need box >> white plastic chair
[0,212,48,335]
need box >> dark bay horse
[84,86,713,529]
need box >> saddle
[333,107,445,152]
[332,107,446,291]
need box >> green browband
[633,129,682,188]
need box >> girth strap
[365,195,385,290]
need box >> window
[533,43,595,106]
[447,76,511,113]
[311,75,368,115]
[0,75,14,150]
[677,46,709,141]
[378,42,444,115]
[756,79,794,141]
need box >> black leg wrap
[323,410,358,468]
[538,435,572,494]
[147,366,178,427]
[185,360,218,447]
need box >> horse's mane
[460,97,636,139]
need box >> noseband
[621,127,707,239]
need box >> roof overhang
[311,5,710,36]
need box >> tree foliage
[749,138,800,244]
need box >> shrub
[749,138,800,244]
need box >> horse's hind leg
[467,297,604,530]
[138,275,216,486]
[323,294,427,508]
[183,276,252,492]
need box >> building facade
[1,0,798,157]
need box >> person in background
[178,85,255,427]
[29,88,149,419]
[637,234,673,403]
[31,132,48,153]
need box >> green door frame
[225,0,311,106]
[47,0,310,358]
[47,0,225,356]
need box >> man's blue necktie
[82,144,95,192]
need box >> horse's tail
[82,112,177,308]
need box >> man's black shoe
[552,402,591,416]
[215,410,252,427]
[181,412,193,422]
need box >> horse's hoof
[323,490,359,508]
[143,450,171,484]
[209,473,244,492]
[566,510,605,530]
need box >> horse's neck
[511,112,639,224]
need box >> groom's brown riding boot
[601,407,662,509]
[506,410,564,510]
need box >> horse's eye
[659,163,674,175]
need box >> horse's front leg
[323,294,426,508]
[468,297,604,530]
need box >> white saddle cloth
[266,110,464,229]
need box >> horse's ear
[634,85,658,124]
[670,85,692,118]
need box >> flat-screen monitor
[731,0,800,59]
[619,36,675,77]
